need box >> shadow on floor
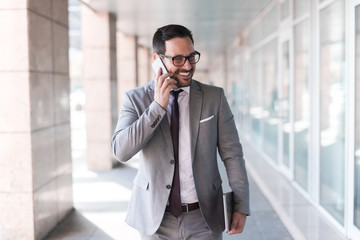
[44,210,113,240]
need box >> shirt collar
[180,86,190,94]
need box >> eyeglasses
[159,51,201,67]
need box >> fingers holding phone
[153,58,177,109]
[155,67,174,89]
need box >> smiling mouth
[178,71,192,79]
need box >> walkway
[44,151,291,240]
[242,139,346,240]
[43,109,345,240]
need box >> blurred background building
[0,0,359,239]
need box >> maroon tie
[168,90,183,217]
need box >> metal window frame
[347,0,360,238]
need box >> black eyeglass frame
[159,51,201,67]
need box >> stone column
[0,0,72,239]
[82,6,118,171]
[117,31,138,108]
[138,45,152,86]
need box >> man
[111,24,249,240]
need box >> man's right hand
[154,68,177,109]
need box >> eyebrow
[173,51,196,58]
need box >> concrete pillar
[82,6,118,171]
[117,31,138,108]
[0,0,72,239]
[138,45,152,86]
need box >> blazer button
[166,185,171,189]
[170,160,175,164]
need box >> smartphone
[152,57,168,75]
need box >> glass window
[294,19,310,191]
[249,49,263,147]
[238,46,252,136]
[250,22,262,47]
[281,41,290,168]
[263,5,278,38]
[319,0,345,225]
[262,39,279,161]
[354,3,360,230]
[235,55,246,132]
[281,0,290,20]
[294,0,309,19]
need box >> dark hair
[152,24,194,54]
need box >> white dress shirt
[167,87,199,204]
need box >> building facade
[205,0,360,239]
[2,0,360,239]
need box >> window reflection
[248,6,279,160]
[294,0,309,19]
[281,0,290,20]
[262,40,279,161]
[250,49,263,147]
[281,41,290,168]
[294,19,310,191]
[250,23,262,46]
[319,0,345,225]
[263,6,278,38]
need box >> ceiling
[81,0,272,69]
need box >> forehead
[164,37,194,56]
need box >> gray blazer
[111,79,250,235]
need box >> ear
[152,53,159,61]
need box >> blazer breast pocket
[199,115,215,124]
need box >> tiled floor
[224,176,292,240]
[44,149,292,240]
[43,109,346,239]
[242,139,346,240]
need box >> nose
[182,58,192,70]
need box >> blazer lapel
[189,80,203,162]
[147,79,204,160]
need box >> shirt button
[166,185,172,189]
[170,160,175,164]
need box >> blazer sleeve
[217,88,250,216]
[111,90,167,162]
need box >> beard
[173,69,194,87]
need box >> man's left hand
[228,212,247,235]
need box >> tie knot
[171,89,183,99]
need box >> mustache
[175,69,193,74]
